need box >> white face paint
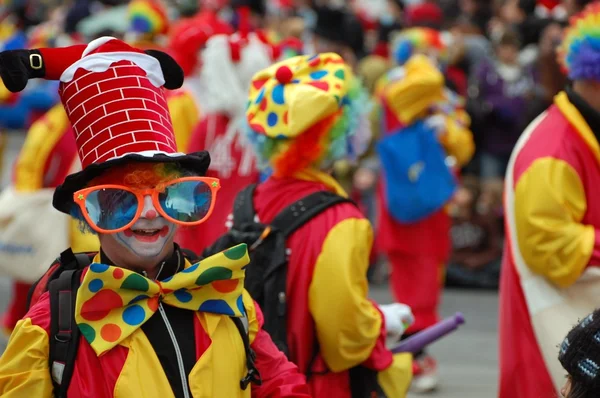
[113,195,177,259]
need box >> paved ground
[0,133,500,397]
[372,285,499,398]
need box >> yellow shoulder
[14,104,69,191]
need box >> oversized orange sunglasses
[73,177,220,234]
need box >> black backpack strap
[231,315,262,390]
[26,249,92,310]
[48,251,92,397]
[48,269,82,398]
[232,184,257,229]
[271,191,355,238]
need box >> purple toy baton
[391,312,465,354]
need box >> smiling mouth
[124,226,170,242]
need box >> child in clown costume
[374,52,474,393]
[500,4,600,397]
[241,53,414,397]
[0,36,310,397]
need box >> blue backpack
[377,120,457,224]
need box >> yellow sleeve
[0,318,53,397]
[515,157,595,287]
[167,91,200,153]
[13,104,69,192]
[439,111,475,167]
[377,353,412,398]
[308,218,382,372]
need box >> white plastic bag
[0,187,69,282]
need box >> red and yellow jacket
[500,91,600,397]
[252,169,412,398]
[0,254,310,397]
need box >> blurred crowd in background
[0,0,591,289]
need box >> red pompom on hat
[0,37,210,214]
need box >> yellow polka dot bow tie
[75,244,249,356]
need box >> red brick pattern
[58,60,177,168]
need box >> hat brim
[52,151,211,214]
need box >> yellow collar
[293,168,349,198]
[555,91,600,165]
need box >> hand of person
[380,303,415,348]
[425,114,447,138]
[353,167,377,191]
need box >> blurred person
[558,309,600,398]
[563,0,596,15]
[375,54,474,393]
[371,0,405,58]
[0,36,310,397]
[354,26,468,284]
[445,180,503,289]
[166,7,233,104]
[206,52,414,397]
[468,29,537,181]
[456,0,494,34]
[492,0,555,57]
[230,0,267,30]
[390,27,469,95]
[312,4,365,70]
[499,3,600,396]
[521,20,567,127]
[176,28,276,256]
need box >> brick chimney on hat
[57,36,180,169]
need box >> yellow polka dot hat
[246,52,352,139]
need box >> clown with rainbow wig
[175,2,298,258]
[215,52,415,397]
[499,3,600,397]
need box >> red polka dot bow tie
[74,244,249,356]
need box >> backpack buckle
[240,347,262,390]
[240,367,262,390]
